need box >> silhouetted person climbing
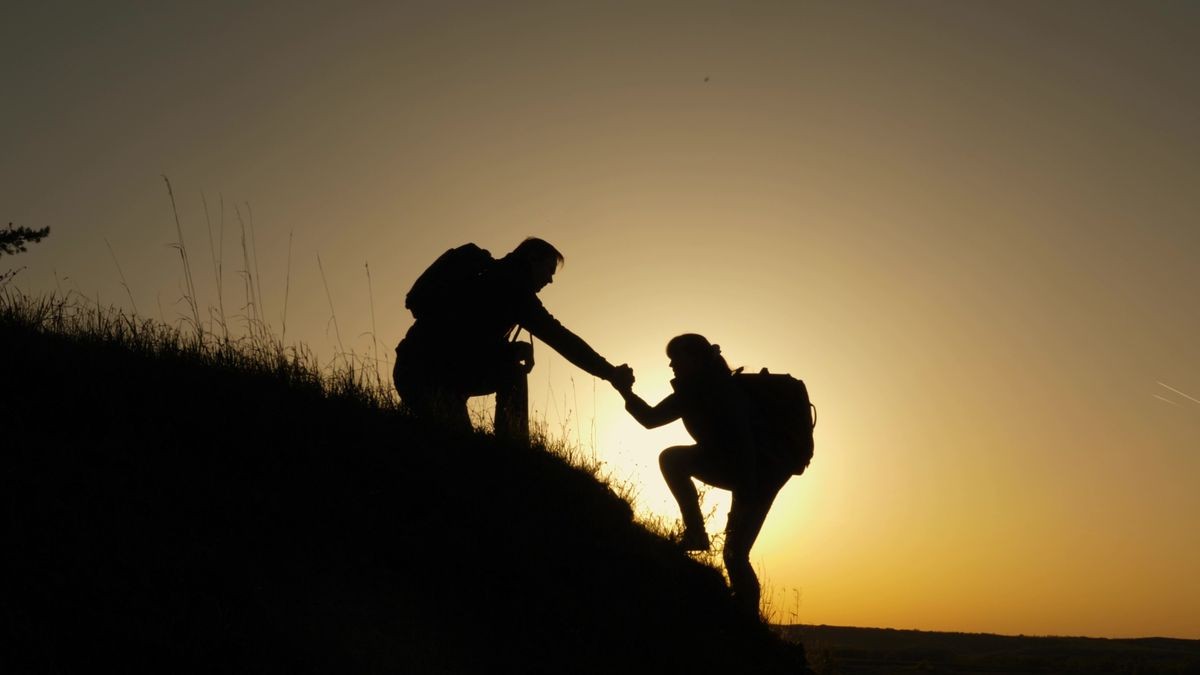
[613,334,810,614]
[394,237,632,439]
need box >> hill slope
[1,308,809,673]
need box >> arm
[519,297,619,381]
[617,388,682,430]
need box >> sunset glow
[4,1,1197,639]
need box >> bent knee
[658,445,696,472]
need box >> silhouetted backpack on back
[733,368,816,475]
[405,243,495,320]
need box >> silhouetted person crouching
[395,238,631,439]
[613,334,806,613]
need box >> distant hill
[775,624,1200,675]
[1,295,809,674]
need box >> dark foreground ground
[1,312,809,674]
[776,624,1200,675]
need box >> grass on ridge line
[0,288,387,406]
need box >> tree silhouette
[1,222,51,285]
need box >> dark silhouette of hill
[778,624,1200,674]
[1,299,810,674]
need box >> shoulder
[454,242,492,258]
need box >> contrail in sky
[1157,381,1200,405]
[1153,394,1182,407]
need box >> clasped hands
[609,363,635,393]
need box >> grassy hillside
[1,292,809,674]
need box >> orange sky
[4,1,1198,639]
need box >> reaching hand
[610,364,635,393]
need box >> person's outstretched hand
[610,364,635,393]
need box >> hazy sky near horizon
[4,1,1198,639]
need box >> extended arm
[617,388,682,430]
[519,298,619,381]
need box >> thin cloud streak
[1153,394,1182,407]
[1157,382,1200,405]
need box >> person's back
[402,250,526,365]
[404,243,494,324]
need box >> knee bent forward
[658,445,694,473]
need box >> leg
[659,445,730,549]
[459,341,531,441]
[394,360,471,432]
[494,366,529,442]
[723,478,788,613]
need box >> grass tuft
[0,287,394,409]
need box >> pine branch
[0,223,52,257]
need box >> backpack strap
[508,324,535,369]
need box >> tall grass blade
[282,229,293,344]
[103,238,138,317]
[317,253,345,365]
[162,175,202,341]
[201,191,228,341]
[245,202,267,328]
[234,204,258,336]
[365,261,381,388]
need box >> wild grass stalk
[571,377,583,451]
[201,191,228,342]
[282,229,293,344]
[162,175,202,340]
[234,204,259,337]
[365,261,382,389]
[761,573,806,626]
[103,238,138,317]
[590,376,599,465]
[0,264,25,287]
[245,202,266,327]
[316,253,346,365]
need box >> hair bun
[712,344,722,355]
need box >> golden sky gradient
[4,1,1198,639]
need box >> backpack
[733,368,816,475]
[405,244,495,320]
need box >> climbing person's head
[666,333,732,379]
[508,237,564,292]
